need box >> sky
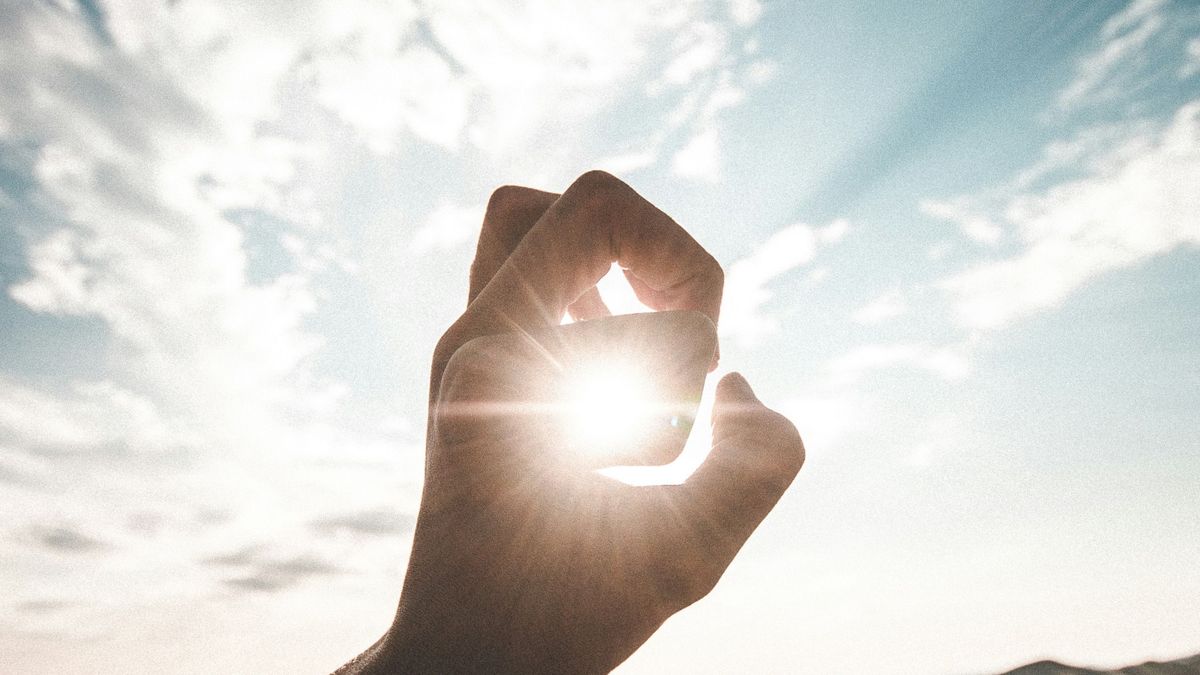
[1,0,1198,673]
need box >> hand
[340,171,804,674]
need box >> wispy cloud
[919,198,1002,245]
[0,2,772,654]
[777,391,858,459]
[26,526,109,554]
[0,377,176,456]
[1182,37,1200,79]
[827,343,970,385]
[941,100,1200,330]
[721,219,848,346]
[671,126,721,182]
[852,289,909,325]
[1057,0,1166,110]
[310,508,416,537]
[205,548,343,593]
[409,202,486,255]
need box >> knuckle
[709,256,725,285]
[729,408,805,485]
[433,323,468,370]
[649,552,720,610]
[705,256,726,299]
[762,410,805,476]
[572,169,630,200]
[439,338,486,392]
[484,185,527,223]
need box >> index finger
[468,185,557,304]
[433,170,723,391]
[468,185,611,321]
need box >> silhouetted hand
[338,171,804,674]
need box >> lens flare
[562,364,656,456]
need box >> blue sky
[1,1,1198,673]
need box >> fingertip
[566,287,612,322]
[716,371,756,401]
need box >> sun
[562,363,656,457]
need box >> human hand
[340,171,804,674]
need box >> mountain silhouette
[999,652,1200,675]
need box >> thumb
[677,372,805,561]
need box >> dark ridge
[999,652,1200,675]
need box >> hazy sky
[2,1,1198,673]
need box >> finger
[435,171,723,389]
[566,287,611,322]
[468,185,559,304]
[621,267,718,318]
[673,372,804,565]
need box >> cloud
[309,508,416,537]
[215,553,342,593]
[671,126,721,182]
[919,198,1002,245]
[202,544,344,593]
[0,376,177,456]
[0,0,772,657]
[1182,37,1200,79]
[15,600,73,615]
[315,43,471,154]
[852,289,908,325]
[827,343,970,385]
[89,0,764,166]
[595,149,659,175]
[27,526,109,554]
[662,21,727,86]
[777,392,858,459]
[941,100,1200,330]
[1057,0,1166,110]
[410,202,486,255]
[721,220,848,346]
[665,67,753,183]
[728,0,764,27]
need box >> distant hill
[999,652,1200,675]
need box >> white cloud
[942,100,1200,330]
[0,0,774,662]
[729,0,764,27]
[852,289,908,325]
[666,66,753,182]
[920,198,1003,245]
[663,22,727,86]
[1010,122,1147,191]
[315,43,470,154]
[409,202,486,255]
[1181,37,1200,78]
[0,3,424,601]
[827,343,970,384]
[91,0,761,166]
[1057,0,1166,110]
[0,377,178,455]
[777,391,858,458]
[902,415,961,467]
[595,149,659,175]
[671,126,721,182]
[721,219,848,346]
[0,6,340,448]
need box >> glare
[563,364,655,456]
[600,370,720,486]
[596,262,652,315]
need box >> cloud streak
[721,219,848,346]
[941,100,1200,330]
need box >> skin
[337,171,805,674]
